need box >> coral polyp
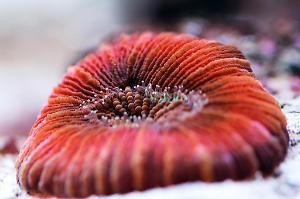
[81,83,206,127]
[16,32,289,197]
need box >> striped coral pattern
[16,32,289,197]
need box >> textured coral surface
[1,91,299,199]
[16,32,288,197]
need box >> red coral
[0,136,18,154]
[16,32,288,197]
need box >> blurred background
[1,0,300,152]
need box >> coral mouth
[81,81,207,127]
